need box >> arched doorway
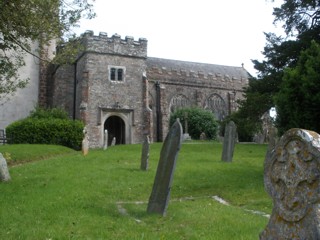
[104,116,125,145]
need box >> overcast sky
[74,0,284,76]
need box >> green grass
[0,142,271,239]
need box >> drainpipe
[155,81,161,142]
[73,62,77,120]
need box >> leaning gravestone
[221,121,237,162]
[140,135,150,171]
[0,153,11,182]
[147,119,183,216]
[260,128,320,239]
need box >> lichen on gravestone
[260,128,320,239]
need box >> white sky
[74,0,284,76]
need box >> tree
[274,41,320,135]
[169,107,218,140]
[0,0,95,100]
[235,0,320,136]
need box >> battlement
[147,66,248,84]
[81,30,148,58]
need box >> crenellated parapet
[81,30,148,58]
[147,65,248,91]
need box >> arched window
[204,94,227,121]
[169,94,190,113]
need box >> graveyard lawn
[0,142,271,239]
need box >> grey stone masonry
[260,128,320,239]
[82,31,147,58]
[50,31,250,148]
[147,119,183,216]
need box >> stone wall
[50,31,250,148]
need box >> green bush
[6,108,84,150]
[169,107,218,140]
[29,107,69,119]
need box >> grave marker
[0,153,11,182]
[147,119,183,216]
[221,121,237,162]
[111,137,116,146]
[140,135,150,171]
[260,128,320,239]
[82,127,89,156]
[103,129,108,150]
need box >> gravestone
[111,137,116,146]
[0,153,11,182]
[147,119,183,216]
[260,128,320,239]
[200,132,207,140]
[140,135,150,171]
[103,129,108,150]
[221,121,237,162]
[183,112,191,141]
[82,127,89,156]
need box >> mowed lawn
[0,142,271,239]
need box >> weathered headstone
[200,132,207,140]
[140,135,150,171]
[183,113,191,141]
[221,121,237,162]
[260,128,320,239]
[147,119,183,216]
[82,127,89,156]
[103,129,108,150]
[111,137,116,146]
[0,153,11,182]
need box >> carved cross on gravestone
[260,128,320,239]
[221,121,237,162]
[0,153,11,182]
[147,119,183,216]
[140,135,150,171]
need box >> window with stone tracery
[204,94,227,121]
[169,94,190,113]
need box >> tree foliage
[236,0,320,136]
[275,41,320,135]
[0,0,95,100]
[169,107,219,140]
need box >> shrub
[169,107,218,140]
[29,107,69,119]
[6,108,84,150]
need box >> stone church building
[43,31,250,148]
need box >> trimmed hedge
[6,117,84,150]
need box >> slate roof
[146,57,251,79]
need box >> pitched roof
[146,57,251,79]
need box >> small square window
[109,66,125,82]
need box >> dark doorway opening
[104,116,125,145]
